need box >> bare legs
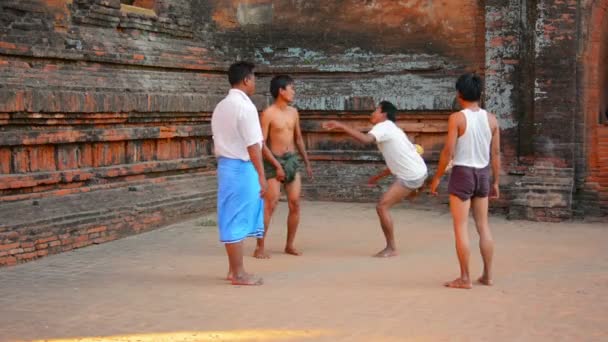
[374,181,412,257]
[255,174,303,258]
[445,195,494,289]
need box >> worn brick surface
[0,172,216,265]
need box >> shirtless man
[253,75,313,259]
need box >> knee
[376,202,388,213]
[266,199,279,212]
[288,198,300,212]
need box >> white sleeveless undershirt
[453,108,492,168]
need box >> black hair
[228,61,255,86]
[270,75,294,98]
[379,101,397,122]
[455,73,483,101]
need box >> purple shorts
[448,165,491,201]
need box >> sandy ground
[0,201,607,342]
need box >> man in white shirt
[323,101,428,257]
[211,61,267,286]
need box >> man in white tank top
[323,101,428,258]
[430,73,501,289]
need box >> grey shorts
[397,174,427,190]
[448,165,491,201]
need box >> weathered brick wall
[577,0,608,218]
[0,0,225,265]
[502,0,579,221]
[222,0,487,203]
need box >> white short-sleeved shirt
[368,120,427,181]
[211,89,263,161]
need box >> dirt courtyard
[0,201,607,342]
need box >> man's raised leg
[284,173,302,255]
[226,242,263,285]
[254,179,281,259]
[374,181,411,257]
[472,196,494,285]
[445,194,472,289]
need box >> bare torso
[263,105,298,156]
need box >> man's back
[453,108,493,168]
[212,89,262,161]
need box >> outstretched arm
[323,120,375,144]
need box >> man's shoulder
[286,105,299,114]
[448,111,466,126]
[261,105,280,119]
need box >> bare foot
[226,272,233,281]
[373,247,398,258]
[284,246,302,256]
[253,247,271,259]
[444,278,472,289]
[231,273,263,286]
[477,276,493,286]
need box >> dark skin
[224,74,266,286]
[254,83,313,259]
[429,93,501,289]
[323,107,416,258]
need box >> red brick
[20,241,34,248]
[36,243,49,250]
[0,242,20,251]
[16,252,38,260]
[28,145,56,172]
[87,226,107,234]
[0,41,17,49]
[9,248,24,255]
[0,147,10,174]
[36,236,58,244]
[74,235,88,243]
[0,256,17,266]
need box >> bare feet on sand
[373,247,398,258]
[285,246,302,256]
[444,278,472,289]
[477,275,493,286]
[253,247,271,259]
[231,273,263,286]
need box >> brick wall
[2,0,608,266]
[0,0,223,265]
[577,0,608,218]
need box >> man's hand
[323,121,342,131]
[258,176,268,198]
[275,165,286,182]
[305,164,313,179]
[429,177,440,196]
[367,175,379,188]
[490,182,500,199]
